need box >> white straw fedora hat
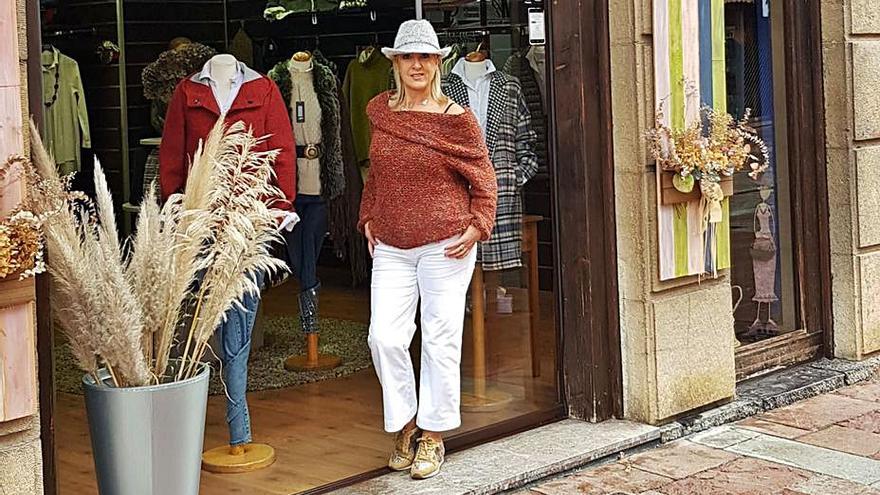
[381,19,452,59]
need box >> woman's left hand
[445,225,481,259]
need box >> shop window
[725,1,797,348]
[44,1,561,493]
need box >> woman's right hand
[364,221,379,257]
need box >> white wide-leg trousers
[369,237,477,433]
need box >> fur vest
[269,59,345,201]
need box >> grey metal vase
[82,363,210,495]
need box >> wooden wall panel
[0,303,37,421]
[0,0,20,87]
[0,87,24,213]
[0,0,37,424]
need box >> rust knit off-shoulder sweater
[358,91,497,249]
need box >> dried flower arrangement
[646,104,771,278]
[23,119,285,388]
[0,156,64,280]
[647,105,770,199]
[0,210,45,279]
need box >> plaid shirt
[443,71,539,270]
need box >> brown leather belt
[296,144,322,160]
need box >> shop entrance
[25,1,631,493]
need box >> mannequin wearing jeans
[159,53,296,471]
[278,52,343,370]
[219,273,263,446]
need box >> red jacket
[158,69,296,210]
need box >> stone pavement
[516,371,880,495]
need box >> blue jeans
[217,274,263,446]
[283,194,327,292]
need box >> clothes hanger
[465,41,487,62]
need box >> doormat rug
[54,316,372,396]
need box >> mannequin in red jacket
[159,54,295,472]
[159,54,296,208]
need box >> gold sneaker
[388,426,421,471]
[410,436,445,479]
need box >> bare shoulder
[445,102,467,115]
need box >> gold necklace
[402,97,430,110]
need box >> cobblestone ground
[516,371,880,495]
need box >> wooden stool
[461,215,543,412]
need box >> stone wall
[823,0,880,360]
[0,0,44,493]
[609,0,736,424]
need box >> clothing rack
[437,23,526,45]
[43,27,97,38]
[283,29,398,41]
[436,22,526,35]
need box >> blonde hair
[390,54,448,108]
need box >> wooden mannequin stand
[202,443,277,473]
[461,215,543,412]
[461,263,514,412]
[284,333,342,371]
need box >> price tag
[295,101,305,123]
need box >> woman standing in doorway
[358,19,497,480]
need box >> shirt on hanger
[525,46,547,106]
[450,58,497,134]
[41,47,91,175]
[197,59,247,114]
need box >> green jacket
[41,48,91,175]
[341,48,392,166]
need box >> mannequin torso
[289,54,323,196]
[209,54,237,101]
[452,58,495,133]
[463,60,486,83]
[206,54,240,113]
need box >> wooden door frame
[782,0,832,354]
[24,1,58,494]
[549,0,624,421]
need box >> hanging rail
[43,26,98,38]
